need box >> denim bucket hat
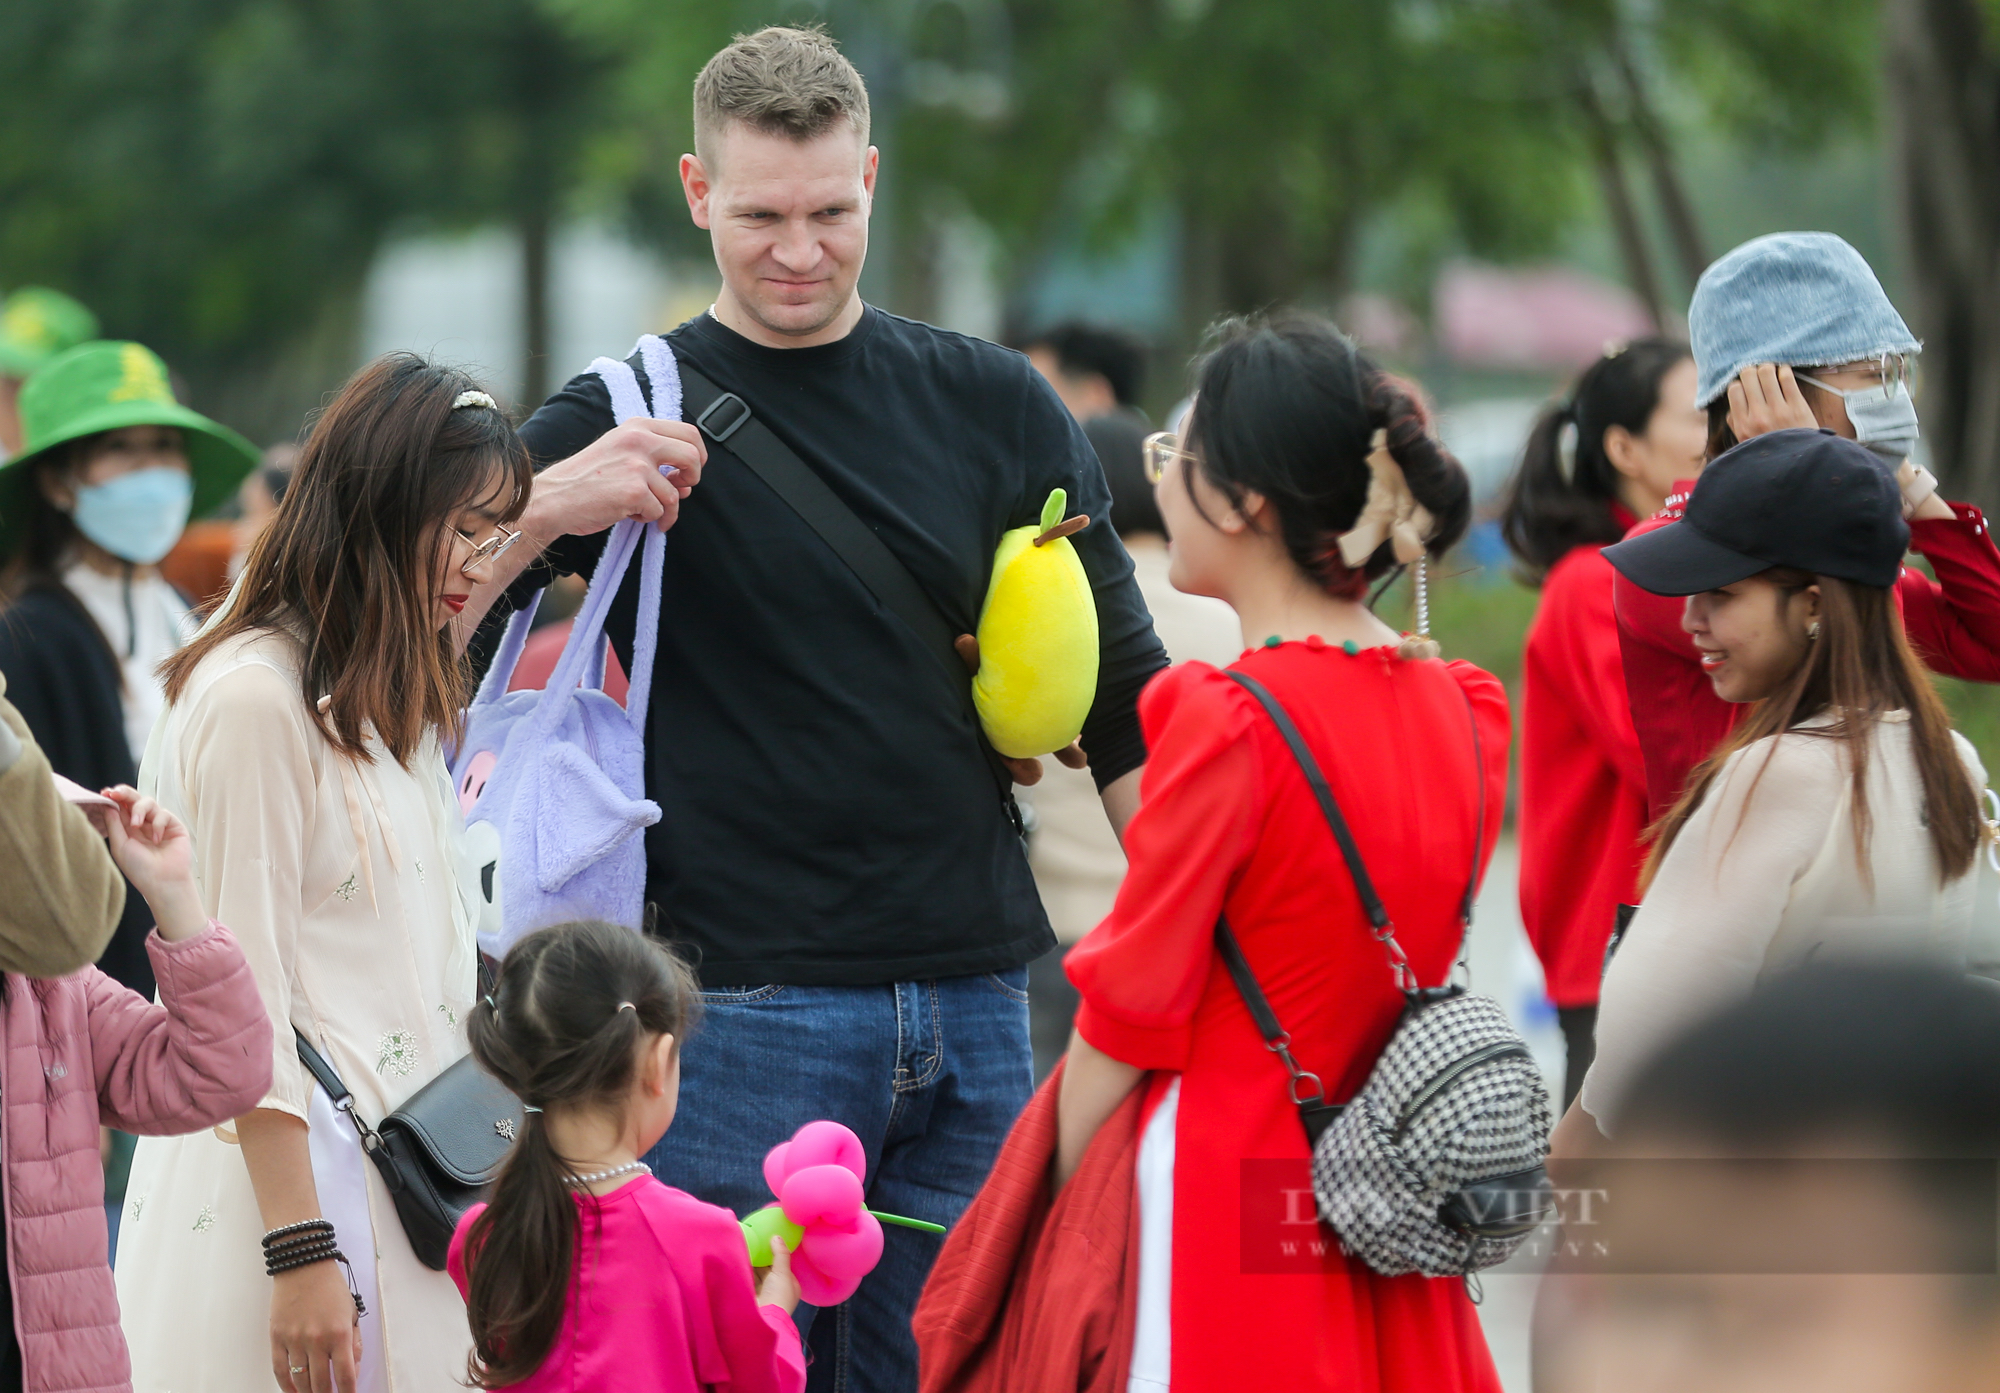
[1689,232,1920,408]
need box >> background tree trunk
[1612,44,1708,295]
[1887,0,2000,508]
[520,200,553,412]
[1576,81,1667,330]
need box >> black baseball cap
[1603,428,1908,596]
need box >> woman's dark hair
[2,445,87,598]
[1499,338,1690,583]
[1646,569,1982,888]
[1184,312,1470,599]
[0,437,128,671]
[1705,398,1738,461]
[161,354,529,766]
[459,921,703,1387]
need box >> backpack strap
[1221,669,1488,994]
[1210,667,1490,1142]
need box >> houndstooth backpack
[1218,671,1554,1280]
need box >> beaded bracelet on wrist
[261,1219,334,1247]
[267,1241,338,1269]
[269,1249,342,1277]
[264,1230,339,1255]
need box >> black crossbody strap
[673,361,1017,819]
[676,364,972,715]
[1215,916,1289,1044]
[294,1030,351,1107]
[1223,671,1390,929]
[1211,668,1490,1141]
[295,957,493,1124]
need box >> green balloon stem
[869,1208,946,1234]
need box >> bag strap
[674,361,970,702]
[294,1030,351,1109]
[1222,670,1487,993]
[671,356,1019,820]
[295,952,497,1145]
[473,592,544,705]
[1211,668,1490,1140]
[521,352,671,735]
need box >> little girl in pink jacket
[0,759,271,1393]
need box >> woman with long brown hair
[1557,428,1987,1149]
[115,356,532,1393]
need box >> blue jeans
[643,968,1034,1393]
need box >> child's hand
[86,787,207,943]
[754,1223,801,1314]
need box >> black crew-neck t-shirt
[502,307,1169,986]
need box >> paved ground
[1464,834,1557,1393]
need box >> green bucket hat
[0,288,99,377]
[1,340,259,553]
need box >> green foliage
[1655,0,1881,147]
[1936,676,2000,792]
[0,0,607,406]
[880,0,1593,307]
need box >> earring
[1807,620,1821,641]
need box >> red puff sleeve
[1066,663,1262,1070]
[1900,501,2000,680]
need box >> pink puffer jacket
[4,922,271,1393]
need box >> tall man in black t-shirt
[463,28,1167,1387]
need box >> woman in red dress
[1056,314,1510,1393]
[1498,339,1706,1106]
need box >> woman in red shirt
[1498,340,1706,1106]
[1055,314,1509,1393]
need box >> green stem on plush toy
[869,1209,946,1233]
[1033,488,1089,548]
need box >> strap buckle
[695,392,752,443]
[1263,1031,1327,1106]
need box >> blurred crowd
[3,23,2000,1393]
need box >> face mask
[70,466,194,565]
[1801,374,1920,463]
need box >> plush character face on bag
[456,750,509,946]
[448,536,664,960]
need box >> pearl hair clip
[453,390,498,411]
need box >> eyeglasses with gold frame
[1142,431,1199,485]
[455,522,522,575]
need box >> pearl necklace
[566,1160,650,1188]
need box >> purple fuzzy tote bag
[451,340,678,956]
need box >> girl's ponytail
[459,922,702,1388]
[1499,338,1690,584]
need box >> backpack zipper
[1391,1041,1532,1143]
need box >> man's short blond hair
[693,26,871,167]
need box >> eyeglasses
[1142,431,1198,485]
[1813,354,1915,404]
[455,522,521,575]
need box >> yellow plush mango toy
[969,488,1098,759]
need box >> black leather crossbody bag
[294,1029,524,1271]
